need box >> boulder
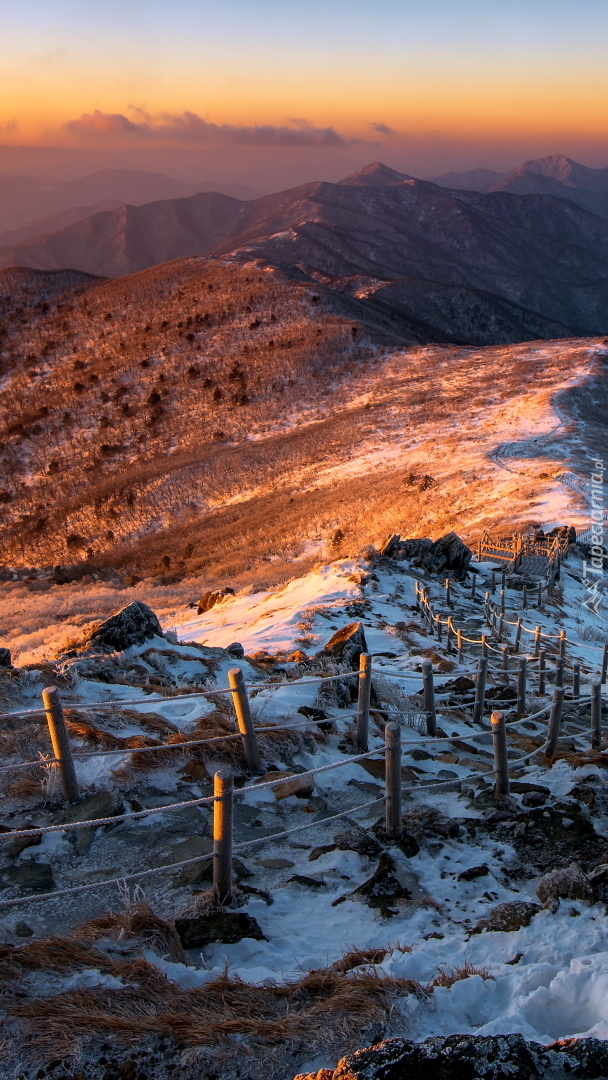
[58,789,124,855]
[226,642,245,658]
[175,911,265,948]
[399,533,472,581]
[318,622,368,670]
[0,648,12,668]
[536,863,594,908]
[197,587,235,614]
[472,900,540,934]
[88,602,164,652]
[0,861,54,893]
[296,1034,608,1080]
[262,771,315,800]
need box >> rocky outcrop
[383,533,472,580]
[87,601,164,651]
[296,1034,608,1080]
[197,587,235,614]
[318,622,368,670]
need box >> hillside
[0,256,607,636]
[4,161,608,343]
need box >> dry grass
[430,959,493,988]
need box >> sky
[1,0,607,187]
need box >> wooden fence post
[539,649,546,696]
[517,657,527,717]
[446,616,454,654]
[41,687,79,804]
[591,682,602,750]
[445,578,452,608]
[473,657,488,725]
[356,653,372,752]
[501,569,506,591]
[601,644,608,685]
[435,614,443,642]
[484,591,490,623]
[213,768,233,905]
[497,613,504,642]
[385,723,402,840]
[534,626,541,656]
[491,570,496,595]
[421,660,436,736]
[500,588,506,615]
[477,538,482,562]
[555,657,564,689]
[514,617,522,653]
[546,687,565,756]
[228,668,262,774]
[537,583,542,610]
[572,662,580,702]
[559,630,566,659]
[457,629,464,664]
[414,582,421,611]
[491,710,510,799]
[502,644,510,682]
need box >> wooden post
[435,614,443,642]
[559,630,566,659]
[228,668,262,774]
[573,662,580,702]
[514,617,522,653]
[491,570,496,595]
[497,613,504,642]
[414,582,420,611]
[471,572,476,599]
[41,686,79,803]
[213,768,233,905]
[481,634,488,658]
[356,653,372,752]
[457,628,464,664]
[473,657,488,725]
[591,682,602,750]
[445,577,452,609]
[477,538,482,562]
[601,643,608,685]
[537,582,542,610]
[546,686,565,756]
[517,657,527,717]
[491,710,510,799]
[447,616,454,654]
[539,648,546,696]
[501,569,506,591]
[522,585,528,610]
[385,723,402,840]
[484,591,490,623]
[421,660,436,736]
[502,644,509,682]
[534,625,541,656]
[555,657,564,689]
[500,588,506,615]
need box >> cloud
[64,109,356,147]
[372,122,395,136]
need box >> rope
[0,796,387,910]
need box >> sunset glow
[2,0,608,183]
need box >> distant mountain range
[0,168,264,236]
[3,155,608,344]
[429,154,608,217]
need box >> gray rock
[14,921,33,937]
[0,861,54,893]
[58,789,124,855]
[297,1033,608,1080]
[175,911,265,948]
[536,863,594,907]
[398,533,472,581]
[472,900,541,934]
[226,642,245,658]
[88,601,164,651]
[197,588,235,614]
[0,648,12,668]
[318,622,368,670]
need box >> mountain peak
[504,154,608,191]
[337,161,416,187]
